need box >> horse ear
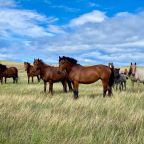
[135,62,136,65]
[131,62,132,65]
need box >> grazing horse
[128,62,144,86]
[33,59,71,95]
[0,64,18,83]
[59,56,114,99]
[24,62,40,83]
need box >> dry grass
[0,61,144,144]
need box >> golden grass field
[0,61,144,144]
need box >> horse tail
[108,66,115,87]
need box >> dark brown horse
[24,62,40,83]
[0,64,18,83]
[59,56,114,99]
[33,59,72,95]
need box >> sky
[0,0,144,66]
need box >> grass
[0,61,144,144]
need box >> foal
[33,59,68,95]
[24,62,40,83]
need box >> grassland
[0,61,144,144]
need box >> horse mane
[34,58,51,67]
[24,62,31,66]
[60,56,77,64]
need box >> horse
[114,68,128,91]
[0,64,18,83]
[128,62,144,86]
[24,62,40,83]
[33,59,72,95]
[59,56,114,99]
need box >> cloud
[0,8,58,38]
[88,2,100,8]
[1,8,144,66]
[40,10,144,65]
[47,25,66,34]
[49,5,79,12]
[0,0,16,7]
[69,10,107,26]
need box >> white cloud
[0,9,57,38]
[1,9,144,66]
[47,25,66,34]
[69,10,107,27]
[0,0,16,7]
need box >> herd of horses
[0,57,144,99]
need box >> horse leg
[44,81,47,92]
[1,77,3,84]
[5,77,6,84]
[37,75,40,82]
[67,80,73,91]
[0,77,2,84]
[49,81,53,95]
[122,82,124,90]
[61,80,67,92]
[16,77,18,83]
[124,81,126,90]
[32,76,34,83]
[13,77,15,83]
[102,80,108,97]
[73,81,79,99]
[119,83,122,91]
[28,76,30,84]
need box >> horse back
[4,67,18,77]
[135,69,144,82]
[41,66,66,82]
[69,65,111,83]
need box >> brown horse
[0,64,18,83]
[59,56,114,99]
[33,59,72,95]
[24,62,40,83]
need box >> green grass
[0,61,144,144]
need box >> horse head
[59,56,77,71]
[128,62,136,77]
[0,64,7,72]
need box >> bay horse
[24,62,40,84]
[128,62,144,86]
[0,64,18,83]
[59,56,114,99]
[33,59,72,95]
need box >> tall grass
[0,61,144,144]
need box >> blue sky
[0,0,144,65]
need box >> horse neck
[27,65,32,73]
[65,63,79,74]
[39,62,51,71]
